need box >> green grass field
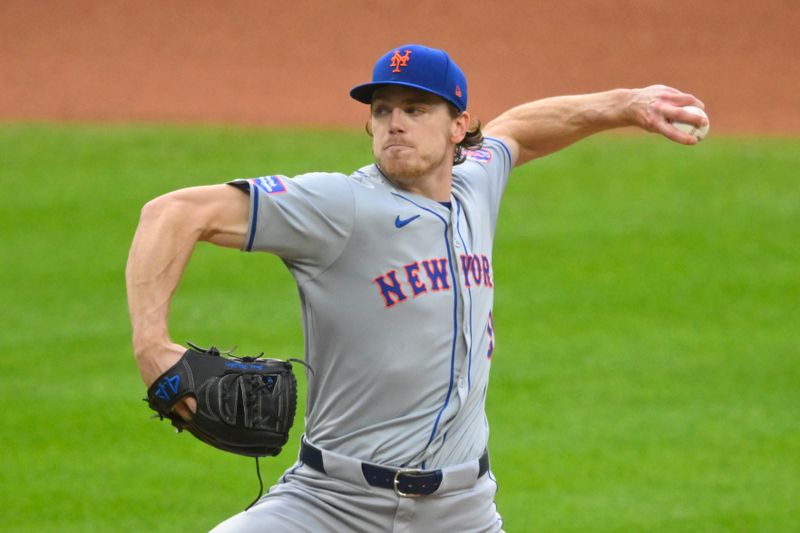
[1,123,798,532]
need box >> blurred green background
[0,124,797,531]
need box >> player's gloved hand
[627,85,707,144]
[144,343,299,457]
[134,340,196,420]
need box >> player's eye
[371,105,390,117]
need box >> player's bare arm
[125,184,249,416]
[484,85,708,167]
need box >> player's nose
[388,108,406,133]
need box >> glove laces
[245,457,265,511]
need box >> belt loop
[299,438,326,473]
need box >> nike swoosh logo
[394,214,421,228]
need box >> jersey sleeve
[479,136,513,189]
[229,172,355,281]
[453,136,514,226]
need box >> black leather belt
[300,440,490,497]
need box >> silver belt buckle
[393,468,425,498]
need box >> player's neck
[403,172,452,202]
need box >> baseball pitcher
[126,44,707,532]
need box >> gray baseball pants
[210,442,504,532]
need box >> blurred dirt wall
[2,0,798,132]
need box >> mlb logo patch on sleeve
[464,149,492,163]
[252,175,288,194]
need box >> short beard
[375,149,449,190]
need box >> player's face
[370,86,465,188]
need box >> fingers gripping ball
[146,344,298,457]
[671,105,710,141]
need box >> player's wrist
[131,320,173,352]
[131,333,174,361]
[606,88,638,127]
[133,341,186,388]
[574,89,636,131]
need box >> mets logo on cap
[390,49,412,72]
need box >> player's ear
[450,111,470,144]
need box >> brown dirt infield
[2,0,798,133]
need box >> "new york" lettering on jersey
[373,253,493,308]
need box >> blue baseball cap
[350,44,468,112]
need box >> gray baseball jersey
[214,137,512,532]
[238,136,510,467]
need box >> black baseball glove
[146,343,298,457]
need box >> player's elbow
[139,192,179,227]
[137,190,203,238]
[139,193,169,222]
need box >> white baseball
[671,105,710,141]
